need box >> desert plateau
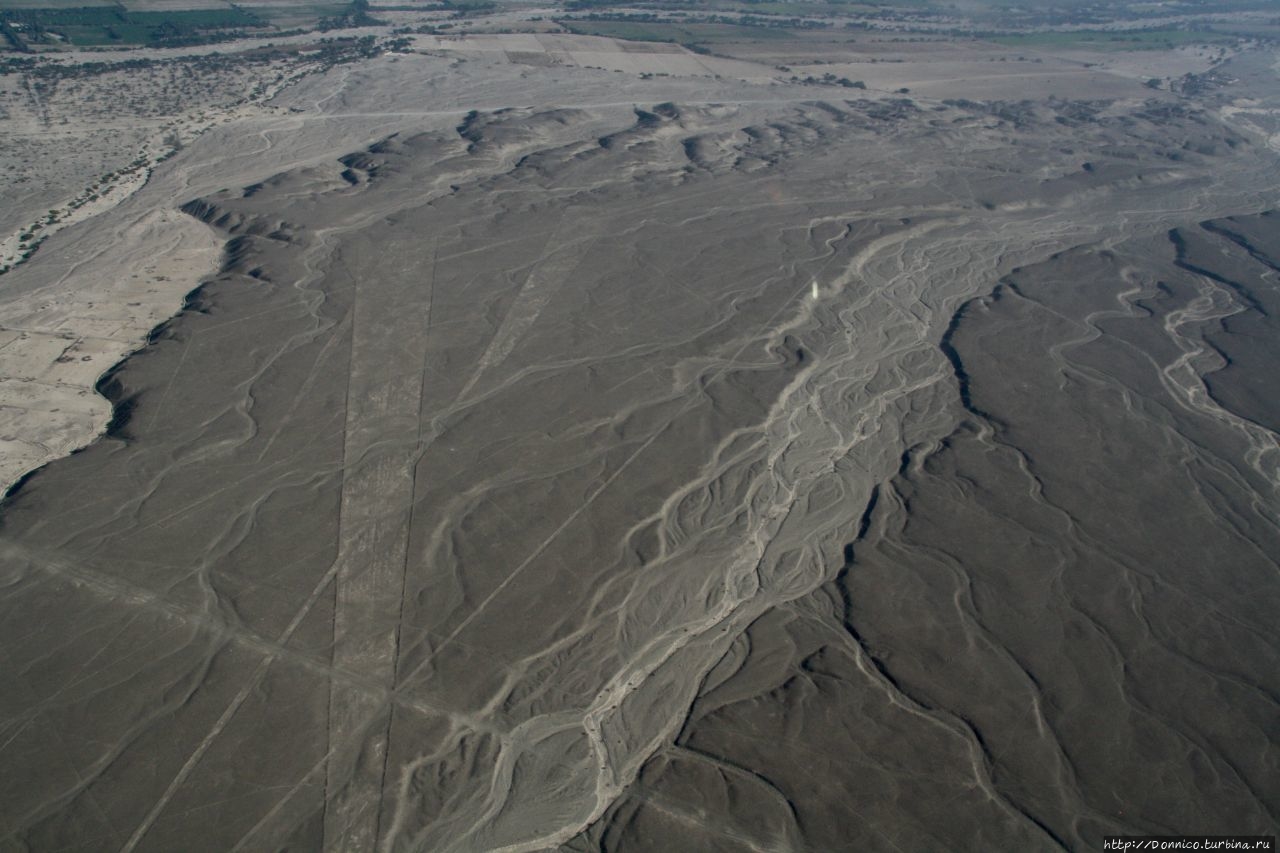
[0,0,1277,850]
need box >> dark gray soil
[1,85,1277,852]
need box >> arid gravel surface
[1,37,1278,853]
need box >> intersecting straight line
[372,240,438,845]
[392,223,852,692]
[113,180,854,851]
[118,259,363,853]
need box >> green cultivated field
[248,3,348,27]
[0,3,268,45]
[0,0,113,7]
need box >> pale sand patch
[0,206,221,489]
[0,48,358,493]
[0,57,316,276]
[1049,42,1238,81]
[784,57,1151,100]
[0,158,152,273]
[1221,100,1280,154]
[421,32,775,80]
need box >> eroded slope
[1,91,1277,853]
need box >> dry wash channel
[1,94,1278,852]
